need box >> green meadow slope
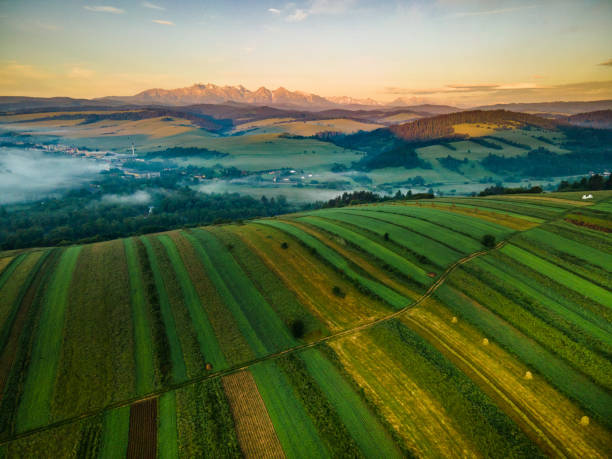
[0,192,611,458]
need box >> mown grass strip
[298,215,432,286]
[98,407,130,459]
[276,353,362,457]
[211,226,327,342]
[0,251,46,360]
[370,319,544,458]
[51,240,136,422]
[124,238,156,395]
[158,392,179,459]
[157,234,227,371]
[299,348,401,458]
[520,227,612,273]
[366,204,513,241]
[0,254,26,292]
[477,256,612,349]
[0,250,58,439]
[15,245,82,432]
[251,360,328,459]
[361,206,486,252]
[436,283,612,427]
[167,231,253,368]
[502,244,612,308]
[141,236,187,384]
[189,228,296,354]
[433,199,544,223]
[314,209,461,267]
[257,220,407,309]
[464,258,612,390]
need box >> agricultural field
[0,192,610,457]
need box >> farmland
[0,191,610,457]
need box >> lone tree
[482,234,496,248]
[384,232,390,241]
[291,319,305,339]
[281,241,289,249]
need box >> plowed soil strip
[126,398,158,459]
[222,371,285,459]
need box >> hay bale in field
[524,371,533,380]
[580,416,590,426]
[482,338,489,346]
[451,316,458,324]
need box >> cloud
[309,0,355,15]
[383,80,612,106]
[142,1,165,10]
[83,5,125,14]
[33,21,61,31]
[285,0,355,22]
[599,59,612,67]
[152,19,174,25]
[451,5,537,18]
[0,149,107,204]
[68,66,95,79]
[268,8,281,14]
[287,9,308,21]
[102,190,152,205]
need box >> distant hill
[566,110,612,129]
[475,100,612,115]
[389,110,559,142]
[0,96,125,112]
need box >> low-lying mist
[0,147,107,204]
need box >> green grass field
[0,194,611,457]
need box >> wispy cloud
[599,59,612,67]
[68,66,95,79]
[451,5,537,18]
[83,5,125,14]
[268,8,281,14]
[142,1,165,10]
[285,0,355,22]
[152,19,174,25]
[32,21,62,31]
[287,9,308,22]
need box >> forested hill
[389,110,559,142]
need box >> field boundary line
[0,241,506,445]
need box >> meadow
[0,191,610,457]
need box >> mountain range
[98,83,612,114]
[2,83,612,116]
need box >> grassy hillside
[0,192,610,457]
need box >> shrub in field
[332,286,346,298]
[291,320,305,339]
[482,234,496,248]
[281,241,289,249]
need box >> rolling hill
[0,192,610,457]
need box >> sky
[0,0,611,106]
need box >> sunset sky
[1,0,611,106]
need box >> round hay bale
[580,416,590,426]
[482,338,489,346]
[451,316,458,324]
[524,371,533,380]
